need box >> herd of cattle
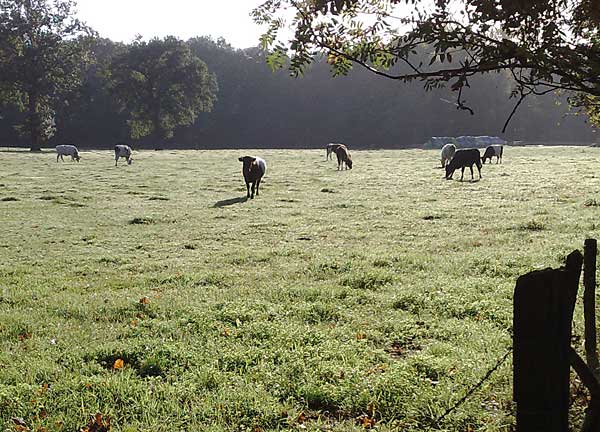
[440,143,503,181]
[56,143,133,166]
[53,141,504,199]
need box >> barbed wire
[433,346,513,426]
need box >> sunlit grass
[1,146,598,431]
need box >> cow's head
[239,156,256,171]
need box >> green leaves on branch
[253,0,600,126]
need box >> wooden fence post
[514,250,583,432]
[584,238,599,380]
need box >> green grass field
[1,146,598,431]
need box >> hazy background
[0,1,595,149]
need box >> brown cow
[326,143,346,160]
[334,145,353,170]
[238,156,267,199]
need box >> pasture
[0,146,598,431]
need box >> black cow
[445,148,482,181]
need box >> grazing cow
[326,143,346,160]
[334,145,353,170]
[440,143,456,168]
[445,148,482,181]
[239,156,267,199]
[114,143,133,166]
[56,144,81,162]
[481,145,503,164]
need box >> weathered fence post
[584,238,599,380]
[514,250,583,432]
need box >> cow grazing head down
[345,155,353,169]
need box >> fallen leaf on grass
[18,332,32,341]
[12,418,28,431]
[297,412,306,424]
[139,297,150,305]
[80,413,111,432]
[356,414,376,429]
[112,359,124,370]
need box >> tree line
[0,0,596,151]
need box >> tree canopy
[253,0,600,129]
[0,0,93,150]
[109,36,218,145]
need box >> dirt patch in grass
[129,217,155,225]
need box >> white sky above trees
[75,0,268,48]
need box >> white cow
[56,144,81,162]
[440,143,456,168]
[114,144,133,166]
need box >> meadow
[1,146,599,431]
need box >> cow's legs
[255,178,261,196]
[56,154,60,163]
[470,166,474,179]
[246,182,251,198]
[460,167,465,181]
[250,182,256,199]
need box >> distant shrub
[1,197,19,202]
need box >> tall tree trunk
[28,91,42,152]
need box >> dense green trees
[110,37,217,146]
[0,0,93,151]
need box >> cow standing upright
[239,156,267,199]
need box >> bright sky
[75,0,269,49]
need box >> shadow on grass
[213,196,248,207]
